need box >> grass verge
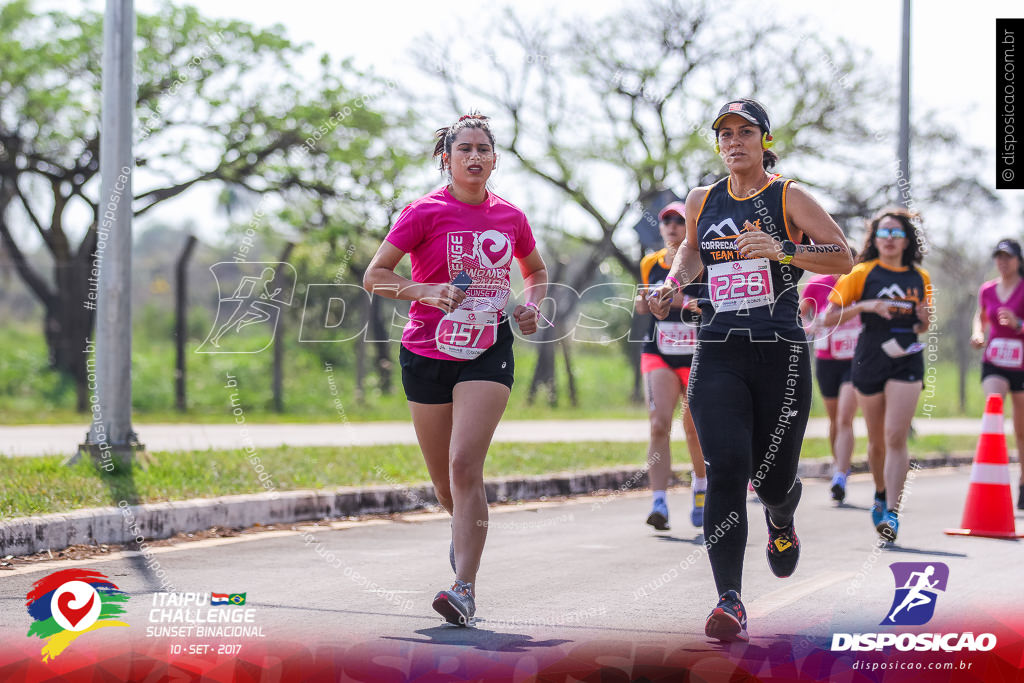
[0,435,989,519]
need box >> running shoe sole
[432,592,470,626]
[830,483,845,504]
[646,511,669,531]
[876,519,898,542]
[705,609,749,642]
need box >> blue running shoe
[690,490,706,528]
[871,497,885,527]
[646,498,670,531]
[877,509,899,542]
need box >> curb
[0,452,989,556]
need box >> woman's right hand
[858,299,894,320]
[646,284,674,320]
[970,334,986,349]
[418,283,467,314]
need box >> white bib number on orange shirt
[436,309,498,360]
[707,258,774,312]
[655,321,698,355]
[987,337,1024,369]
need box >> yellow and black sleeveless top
[639,248,704,367]
[694,175,807,339]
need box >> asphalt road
[1,468,1020,667]
[0,416,995,457]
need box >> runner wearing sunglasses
[824,208,932,542]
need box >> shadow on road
[384,627,571,653]
[654,534,705,546]
[878,543,967,558]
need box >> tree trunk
[561,339,578,407]
[174,235,198,412]
[47,252,97,412]
[369,294,392,394]
[272,243,295,413]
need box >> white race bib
[435,309,498,360]
[655,321,698,355]
[987,337,1024,369]
[707,258,775,312]
[829,324,860,360]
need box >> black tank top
[639,248,704,367]
[694,175,806,340]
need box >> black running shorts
[399,318,515,404]
[981,362,1024,393]
[851,345,924,396]
[815,357,852,399]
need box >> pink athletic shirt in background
[385,187,537,360]
[802,273,862,361]
[979,278,1024,370]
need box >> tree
[0,1,413,409]
[414,0,999,405]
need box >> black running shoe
[765,508,800,578]
[705,590,749,642]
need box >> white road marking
[746,571,855,618]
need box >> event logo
[25,569,130,662]
[883,562,948,626]
[198,262,296,354]
[475,230,512,269]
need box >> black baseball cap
[993,239,1023,259]
[711,99,771,134]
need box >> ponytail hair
[432,112,495,175]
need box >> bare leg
[857,390,887,494]
[823,396,839,463]
[407,401,454,513]
[645,368,682,491]
[450,380,511,587]
[882,380,923,511]
[834,382,857,475]
[681,390,706,479]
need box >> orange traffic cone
[945,394,1023,539]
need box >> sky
[27,0,1024,248]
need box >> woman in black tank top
[648,98,853,643]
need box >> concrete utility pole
[897,0,912,208]
[78,0,142,468]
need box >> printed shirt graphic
[828,260,932,345]
[883,562,949,626]
[980,278,1024,369]
[802,273,861,360]
[639,248,703,367]
[386,187,536,360]
[694,175,806,338]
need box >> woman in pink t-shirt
[364,113,548,626]
[971,238,1024,510]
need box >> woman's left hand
[513,304,538,335]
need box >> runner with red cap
[971,238,1024,510]
[364,112,548,626]
[634,201,707,531]
[648,98,852,642]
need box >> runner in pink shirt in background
[364,113,548,626]
[971,238,1024,510]
[800,265,861,504]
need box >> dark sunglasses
[661,215,685,225]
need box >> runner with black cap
[823,208,932,542]
[971,238,1024,510]
[648,98,852,642]
[634,201,707,531]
